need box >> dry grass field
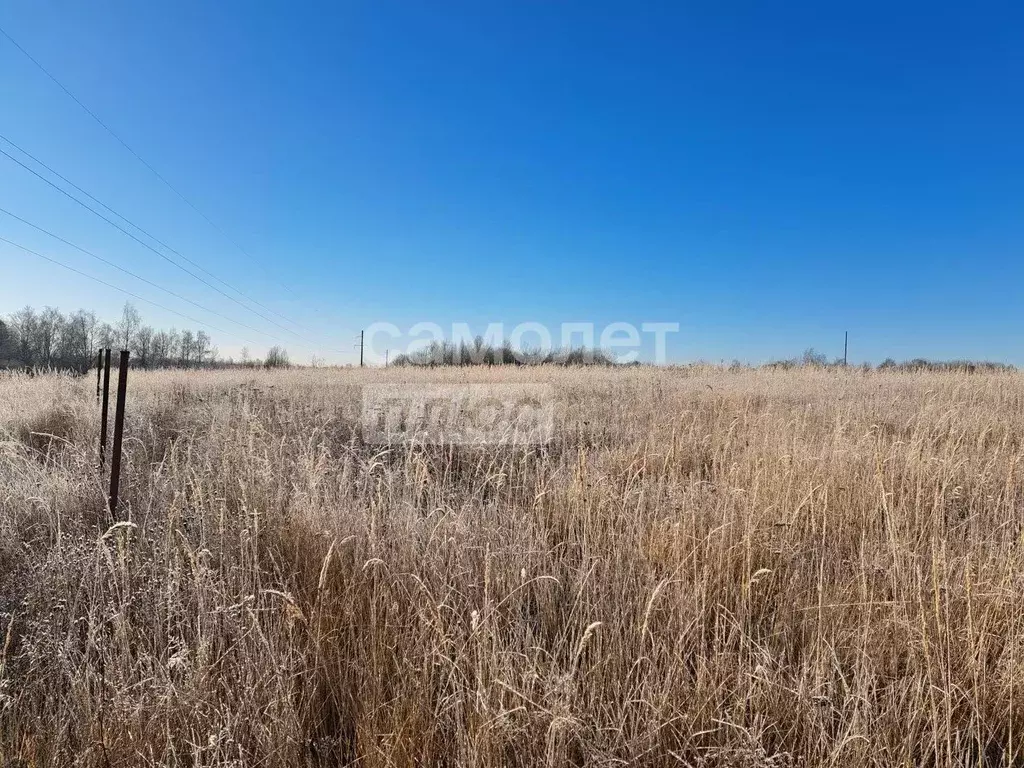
[1,365,1023,767]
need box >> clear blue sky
[2,0,1023,364]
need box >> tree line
[0,302,290,372]
[390,339,619,367]
[755,347,1014,372]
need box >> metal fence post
[99,349,111,467]
[108,350,130,517]
[96,349,102,400]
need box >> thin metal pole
[844,331,848,366]
[99,349,111,467]
[96,349,102,399]
[360,330,364,367]
[108,350,130,517]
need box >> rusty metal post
[99,349,111,467]
[108,350,130,517]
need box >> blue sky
[1,0,1023,365]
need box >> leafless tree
[136,326,154,368]
[10,306,38,367]
[117,302,142,351]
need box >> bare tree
[151,330,171,367]
[0,319,18,367]
[136,326,154,369]
[60,310,94,372]
[11,306,38,367]
[180,330,195,368]
[97,322,116,350]
[117,302,142,351]
[166,329,181,367]
[194,331,212,367]
[36,307,63,367]
[77,310,98,365]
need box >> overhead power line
[0,135,348,353]
[0,234,259,346]
[0,204,298,345]
[0,234,347,358]
[0,22,305,304]
[0,131,311,333]
[0,140,308,342]
[0,144,352,357]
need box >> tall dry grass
[1,365,1024,766]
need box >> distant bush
[802,347,829,367]
[265,346,291,368]
[765,347,835,370]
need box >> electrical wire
[0,144,315,343]
[0,22,307,306]
[0,204,298,344]
[0,234,262,346]
[0,131,314,333]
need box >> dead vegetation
[1,365,1024,766]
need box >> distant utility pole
[844,331,848,366]
[356,330,364,367]
[385,349,389,367]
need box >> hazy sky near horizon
[2,0,1023,365]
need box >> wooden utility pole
[359,330,364,367]
[844,331,848,366]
